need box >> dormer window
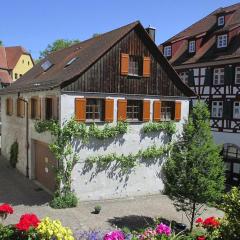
[218,16,225,26]
[41,60,53,71]
[189,40,196,53]
[164,46,172,57]
[217,34,228,48]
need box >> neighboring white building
[0,21,194,201]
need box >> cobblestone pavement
[0,157,223,232]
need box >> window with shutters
[128,56,142,76]
[6,98,13,116]
[86,98,104,122]
[217,34,228,48]
[163,46,171,57]
[127,100,142,121]
[235,67,240,84]
[17,98,25,118]
[45,98,53,120]
[212,101,223,118]
[31,98,38,119]
[179,72,189,85]
[233,102,240,119]
[213,68,224,85]
[161,101,174,121]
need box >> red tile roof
[0,70,13,84]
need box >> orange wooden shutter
[6,98,13,115]
[17,98,25,118]
[105,99,114,122]
[175,101,182,121]
[143,100,150,122]
[153,100,161,121]
[120,53,129,76]
[143,57,151,77]
[117,99,127,121]
[75,98,86,122]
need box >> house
[0,21,194,201]
[160,3,240,186]
[0,46,34,88]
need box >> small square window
[164,46,172,57]
[128,56,142,76]
[15,73,18,79]
[218,16,225,26]
[127,100,143,121]
[86,98,104,122]
[211,101,223,118]
[217,34,228,48]
[189,40,196,53]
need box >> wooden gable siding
[63,29,183,96]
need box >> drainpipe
[18,95,29,178]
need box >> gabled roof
[0,70,12,84]
[1,21,195,96]
[160,3,240,67]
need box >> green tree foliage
[163,101,225,232]
[92,33,102,37]
[0,40,3,46]
[39,39,80,58]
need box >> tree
[39,39,80,58]
[163,101,225,232]
[0,40,3,46]
[92,33,102,38]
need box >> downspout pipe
[18,95,29,178]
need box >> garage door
[35,141,57,192]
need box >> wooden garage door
[35,141,57,192]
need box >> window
[217,34,228,48]
[212,101,223,118]
[179,72,189,84]
[128,56,142,76]
[161,101,174,121]
[45,98,53,120]
[20,74,22,78]
[164,46,172,57]
[22,59,24,64]
[17,98,25,118]
[189,40,196,53]
[218,16,225,26]
[127,100,142,121]
[86,98,104,121]
[233,102,240,119]
[6,98,13,116]
[28,61,30,66]
[41,60,53,71]
[213,68,224,85]
[65,57,78,67]
[31,98,38,119]
[235,67,240,84]
[15,73,18,79]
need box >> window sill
[126,119,143,124]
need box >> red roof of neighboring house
[160,3,240,68]
[0,46,30,84]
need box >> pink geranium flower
[156,223,171,236]
[104,230,125,240]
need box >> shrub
[94,205,102,214]
[50,192,78,209]
[10,141,18,168]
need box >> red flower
[15,214,40,231]
[196,218,203,224]
[197,236,206,240]
[203,216,220,228]
[0,203,14,214]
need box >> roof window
[41,60,53,71]
[65,57,78,67]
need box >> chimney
[145,25,156,42]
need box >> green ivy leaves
[142,121,176,135]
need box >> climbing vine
[86,144,172,172]
[35,118,129,208]
[142,121,176,135]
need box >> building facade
[0,21,194,200]
[160,3,240,186]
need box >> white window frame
[235,67,240,84]
[233,102,240,119]
[217,34,228,48]
[212,101,223,118]
[164,46,172,57]
[189,40,196,53]
[218,16,225,26]
[213,68,224,85]
[179,72,188,85]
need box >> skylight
[65,57,78,67]
[41,60,53,71]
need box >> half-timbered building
[160,3,240,186]
[0,21,194,200]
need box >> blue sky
[1,0,239,59]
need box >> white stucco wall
[61,94,189,201]
[1,89,60,177]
